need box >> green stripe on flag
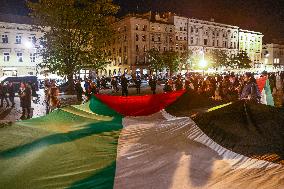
[264,79,274,106]
[0,101,123,189]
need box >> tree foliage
[27,0,119,80]
[162,51,180,76]
[147,49,164,72]
[180,50,194,70]
[229,51,252,69]
[208,49,229,68]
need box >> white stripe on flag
[114,111,284,189]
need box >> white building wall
[0,22,44,76]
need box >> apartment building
[262,43,284,69]
[0,14,44,77]
[239,29,263,65]
[187,18,239,56]
[102,13,176,76]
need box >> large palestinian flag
[0,91,283,189]
[256,76,275,106]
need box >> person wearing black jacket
[0,83,10,108]
[75,80,83,102]
[121,74,129,96]
[133,75,141,94]
[149,75,157,94]
[19,82,32,119]
[7,81,15,107]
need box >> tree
[229,51,252,69]
[27,0,119,92]
[208,49,229,68]
[147,49,164,73]
[162,51,180,76]
[180,50,194,71]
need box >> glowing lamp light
[199,59,208,68]
[24,41,33,49]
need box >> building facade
[187,18,239,56]
[239,29,263,66]
[0,14,44,77]
[0,13,265,78]
[262,43,284,69]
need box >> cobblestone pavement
[0,86,165,123]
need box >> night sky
[1,0,283,43]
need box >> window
[144,45,147,52]
[176,36,178,40]
[169,37,173,42]
[191,27,194,33]
[135,24,139,30]
[158,36,161,42]
[142,25,147,31]
[184,37,187,41]
[274,58,280,64]
[164,47,167,51]
[16,35,22,44]
[152,35,154,41]
[29,36,36,44]
[17,52,23,62]
[3,52,9,62]
[124,46,127,53]
[30,53,36,62]
[135,34,139,41]
[2,34,8,43]
[180,27,183,31]
[204,39,208,45]
[190,37,194,44]
[136,45,139,52]
[142,35,146,41]
[169,28,172,32]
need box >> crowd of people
[72,71,284,107]
[0,81,39,120]
[1,71,283,120]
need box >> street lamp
[24,41,34,49]
[199,48,207,75]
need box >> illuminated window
[30,53,36,62]
[3,52,9,62]
[17,52,23,62]
[16,35,22,44]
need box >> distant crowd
[73,71,284,106]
